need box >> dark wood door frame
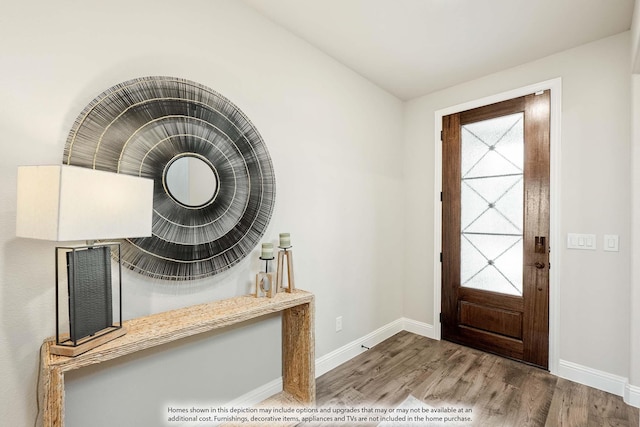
[442,92,550,368]
[433,81,561,372]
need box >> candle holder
[255,256,277,298]
[276,245,295,293]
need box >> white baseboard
[315,318,405,377]
[224,377,284,408]
[401,318,436,339]
[558,359,640,408]
[625,383,640,408]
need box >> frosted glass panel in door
[460,113,523,296]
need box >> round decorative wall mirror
[163,154,219,208]
[63,76,276,281]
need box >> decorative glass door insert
[460,113,524,296]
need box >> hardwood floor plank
[628,401,640,427]
[316,331,418,398]
[477,384,522,426]
[505,369,556,426]
[587,386,636,426]
[412,345,484,404]
[545,378,589,426]
[312,332,638,427]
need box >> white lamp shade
[16,165,154,241]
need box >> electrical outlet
[336,316,343,332]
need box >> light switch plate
[567,233,597,250]
[603,234,619,252]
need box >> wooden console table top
[40,290,315,427]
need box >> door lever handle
[535,262,545,269]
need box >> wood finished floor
[309,331,639,426]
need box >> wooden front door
[441,91,550,368]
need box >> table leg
[282,301,315,404]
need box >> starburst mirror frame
[63,76,276,281]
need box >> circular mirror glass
[165,155,218,207]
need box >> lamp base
[50,327,127,357]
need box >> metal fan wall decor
[63,76,276,280]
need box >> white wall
[629,6,640,400]
[630,74,640,403]
[632,1,640,72]
[0,1,404,426]
[404,32,631,377]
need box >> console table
[39,290,315,427]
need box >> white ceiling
[243,0,635,100]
